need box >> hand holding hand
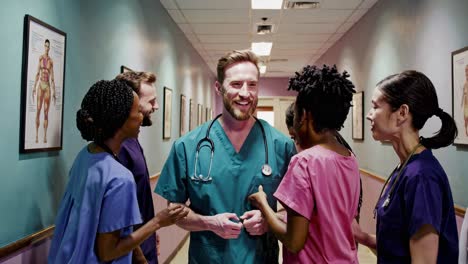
[155,203,189,228]
[210,213,243,239]
[240,210,268,236]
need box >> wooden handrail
[0,172,162,260]
[0,226,54,259]
[359,168,466,217]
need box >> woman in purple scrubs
[361,70,459,263]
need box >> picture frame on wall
[180,94,187,136]
[189,99,194,131]
[163,87,172,139]
[206,107,211,121]
[198,104,203,125]
[20,15,67,153]
[120,65,133,73]
[352,91,364,140]
[452,46,468,145]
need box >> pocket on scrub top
[247,175,281,210]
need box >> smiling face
[366,88,400,141]
[217,61,259,121]
[138,82,159,126]
[121,92,144,139]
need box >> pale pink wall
[214,77,297,115]
[150,178,189,264]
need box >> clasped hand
[211,207,268,238]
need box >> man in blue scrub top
[155,49,296,263]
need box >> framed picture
[180,95,187,136]
[198,104,203,125]
[352,91,364,140]
[163,87,172,139]
[20,15,67,153]
[188,99,193,131]
[452,46,468,145]
[206,107,211,121]
[120,65,133,73]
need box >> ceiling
[160,0,379,77]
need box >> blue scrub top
[49,146,142,264]
[376,149,458,263]
[155,119,295,264]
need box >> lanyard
[373,143,422,219]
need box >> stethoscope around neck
[190,114,272,182]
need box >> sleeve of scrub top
[274,156,314,220]
[403,171,443,237]
[98,174,142,233]
[154,142,188,203]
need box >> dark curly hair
[377,70,457,149]
[285,102,295,129]
[288,65,356,133]
[76,80,134,143]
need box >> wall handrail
[360,168,466,217]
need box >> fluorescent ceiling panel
[252,0,283,9]
[252,42,273,56]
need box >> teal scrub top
[155,118,296,264]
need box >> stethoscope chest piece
[262,164,272,176]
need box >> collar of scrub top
[190,113,272,183]
[94,141,121,163]
[373,143,422,219]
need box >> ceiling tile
[275,34,332,42]
[274,42,323,49]
[174,0,249,9]
[190,23,250,34]
[202,43,250,50]
[277,23,340,34]
[251,10,282,24]
[168,9,186,23]
[281,9,353,23]
[320,0,362,9]
[198,34,251,43]
[270,49,319,57]
[181,9,249,23]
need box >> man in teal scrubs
[155,49,295,263]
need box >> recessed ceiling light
[259,65,267,74]
[252,0,283,9]
[252,42,273,56]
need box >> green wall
[317,0,468,207]
[0,0,214,247]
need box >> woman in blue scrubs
[48,80,188,263]
[363,70,459,263]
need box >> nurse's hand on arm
[409,224,439,264]
[248,185,309,254]
[351,219,376,249]
[170,202,243,239]
[95,203,188,262]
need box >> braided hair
[288,65,356,132]
[76,80,134,143]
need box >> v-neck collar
[212,119,261,159]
